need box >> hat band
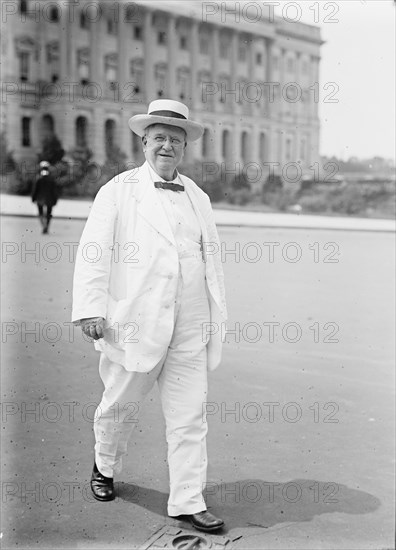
[149,110,187,120]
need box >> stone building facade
[1,0,322,180]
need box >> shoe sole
[190,522,224,533]
[91,492,115,502]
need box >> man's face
[142,124,187,180]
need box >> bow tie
[154,181,185,192]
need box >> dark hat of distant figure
[128,99,204,142]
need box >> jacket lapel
[182,176,209,257]
[135,162,176,247]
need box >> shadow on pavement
[116,478,381,533]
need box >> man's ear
[142,136,147,147]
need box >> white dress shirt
[147,164,202,258]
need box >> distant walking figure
[32,161,58,234]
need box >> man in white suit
[72,100,227,532]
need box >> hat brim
[128,114,204,142]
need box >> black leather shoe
[180,511,224,532]
[90,462,115,501]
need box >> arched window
[80,11,89,29]
[105,119,116,155]
[76,116,88,147]
[49,6,59,22]
[22,117,31,147]
[285,137,292,161]
[202,128,210,158]
[259,132,266,163]
[222,130,230,160]
[241,131,249,163]
[41,114,55,141]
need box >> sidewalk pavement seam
[1,194,395,233]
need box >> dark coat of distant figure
[32,167,59,233]
[31,172,58,207]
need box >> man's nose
[161,138,173,150]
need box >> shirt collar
[147,163,181,185]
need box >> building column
[210,27,219,112]
[38,17,47,81]
[90,12,100,84]
[279,48,286,122]
[68,7,77,82]
[118,13,131,152]
[167,15,177,99]
[231,31,238,85]
[118,15,129,89]
[311,55,320,121]
[265,38,273,82]
[143,9,154,104]
[60,12,69,78]
[293,51,301,122]
[265,38,274,119]
[247,34,255,118]
[190,20,199,109]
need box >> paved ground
[1,215,395,549]
[1,192,395,232]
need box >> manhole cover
[141,525,232,549]
[170,533,210,549]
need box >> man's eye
[171,139,181,145]
[155,137,165,142]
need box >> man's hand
[80,317,105,340]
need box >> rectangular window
[107,18,118,35]
[256,52,262,65]
[286,138,292,161]
[80,12,89,29]
[238,44,246,62]
[155,64,167,97]
[134,26,143,40]
[177,68,190,101]
[105,54,118,85]
[77,49,90,83]
[180,35,188,50]
[220,41,229,59]
[199,35,209,55]
[300,139,306,160]
[130,59,144,93]
[19,52,29,81]
[157,31,167,45]
[22,117,31,147]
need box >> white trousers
[93,253,210,516]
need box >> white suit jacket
[71,161,227,373]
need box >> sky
[279,0,396,160]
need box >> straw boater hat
[128,99,204,142]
